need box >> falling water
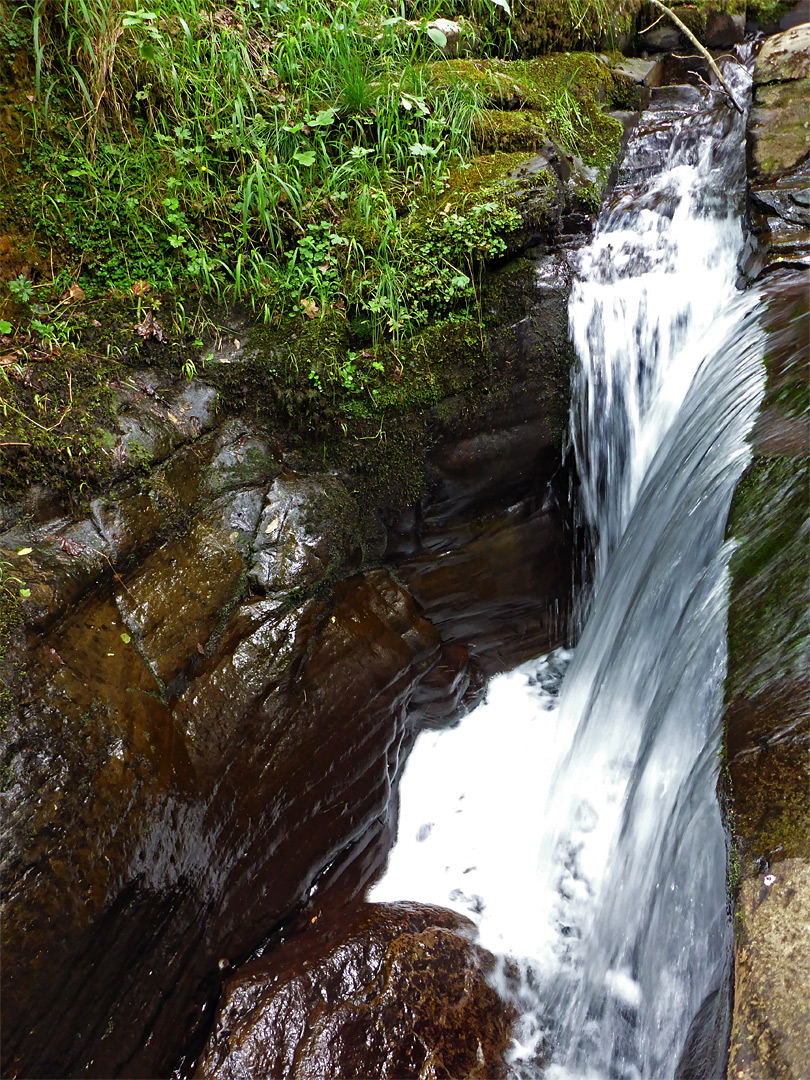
[370,60,765,1079]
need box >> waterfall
[369,58,765,1079]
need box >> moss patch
[726,455,810,703]
[429,54,625,174]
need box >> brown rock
[195,901,514,1080]
[0,566,450,1079]
[754,23,810,84]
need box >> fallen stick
[646,0,744,113]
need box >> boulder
[195,901,514,1080]
[753,22,810,83]
[749,24,810,183]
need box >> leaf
[308,108,337,127]
[409,142,438,157]
[19,588,31,598]
[197,642,205,655]
[17,547,32,556]
[300,298,320,319]
[491,0,511,12]
[60,283,86,303]
[0,320,11,335]
[120,632,131,644]
[265,516,280,534]
[426,26,447,48]
[134,312,167,343]
[293,149,317,167]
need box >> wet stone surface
[1,249,575,1076]
[195,901,514,1080]
[724,22,810,1080]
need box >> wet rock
[249,473,364,598]
[2,148,577,1079]
[1,562,453,1079]
[195,901,513,1080]
[749,78,810,181]
[389,253,574,674]
[703,9,745,47]
[114,371,219,469]
[611,56,661,86]
[728,860,810,1079]
[641,23,684,52]
[725,129,810,1077]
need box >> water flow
[370,62,764,1079]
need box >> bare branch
[646,0,744,114]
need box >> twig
[639,12,666,32]
[6,371,73,432]
[647,0,744,114]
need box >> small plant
[8,276,34,304]
[0,556,30,601]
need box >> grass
[7,0,494,331]
[0,0,628,444]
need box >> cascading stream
[370,59,765,1079]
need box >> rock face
[195,902,514,1080]
[0,225,576,1074]
[724,22,810,1080]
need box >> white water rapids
[370,63,765,1079]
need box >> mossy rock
[471,108,548,153]
[429,54,624,173]
[726,454,810,706]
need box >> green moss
[0,295,208,505]
[471,109,548,153]
[746,0,796,23]
[730,742,809,864]
[726,455,810,702]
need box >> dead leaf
[265,516,280,534]
[60,283,86,303]
[59,536,82,556]
[134,311,167,343]
[166,411,179,424]
[300,298,319,319]
[197,642,205,655]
